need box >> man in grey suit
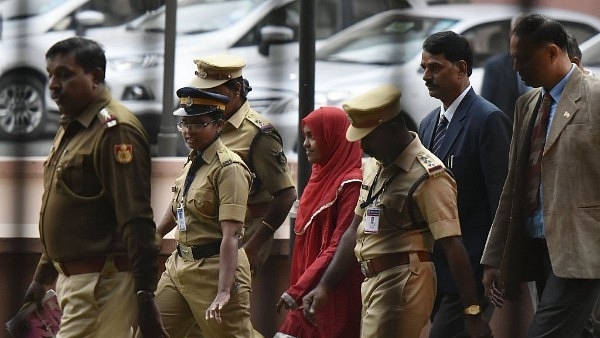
[481,14,600,338]
[418,31,512,338]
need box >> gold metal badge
[114,144,133,164]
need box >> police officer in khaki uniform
[22,37,167,338]
[186,54,297,274]
[302,85,492,338]
[182,55,294,338]
[150,87,256,338]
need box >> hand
[205,291,231,324]
[137,299,169,338]
[276,296,286,314]
[302,286,329,326]
[482,266,505,308]
[465,314,493,338]
[24,280,46,310]
[276,292,298,313]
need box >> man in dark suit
[418,31,512,338]
[480,15,529,121]
[481,14,600,337]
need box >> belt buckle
[178,244,195,261]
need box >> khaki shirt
[172,138,251,246]
[354,133,461,261]
[34,89,159,291]
[220,100,294,205]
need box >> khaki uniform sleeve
[99,123,159,292]
[250,132,295,194]
[415,172,462,240]
[216,162,252,223]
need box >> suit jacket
[419,88,512,295]
[481,67,600,299]
[480,52,521,121]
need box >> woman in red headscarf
[275,106,364,338]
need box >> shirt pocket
[56,154,102,198]
[187,186,217,219]
[378,193,410,231]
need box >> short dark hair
[566,32,582,61]
[46,37,107,82]
[223,77,252,99]
[422,31,473,76]
[207,109,224,122]
[512,14,568,51]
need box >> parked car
[0,0,150,140]
[243,3,600,155]
[112,0,426,104]
[0,0,100,38]
[0,0,417,142]
[580,32,600,75]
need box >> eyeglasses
[176,121,214,132]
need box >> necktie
[432,114,448,156]
[525,92,552,214]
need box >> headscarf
[294,106,363,235]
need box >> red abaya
[277,107,364,338]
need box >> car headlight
[108,53,164,72]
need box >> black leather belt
[177,241,221,261]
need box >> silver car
[246,3,600,156]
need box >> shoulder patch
[114,144,133,164]
[98,108,118,128]
[416,151,445,177]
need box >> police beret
[173,87,229,117]
[343,84,402,142]
[188,54,246,89]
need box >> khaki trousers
[360,253,436,338]
[155,250,255,338]
[55,263,135,338]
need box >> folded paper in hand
[5,290,61,338]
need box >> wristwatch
[464,304,481,315]
[136,290,155,302]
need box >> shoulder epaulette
[416,151,445,177]
[216,146,234,167]
[98,108,118,128]
[245,111,270,130]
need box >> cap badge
[184,96,193,107]
[197,69,208,79]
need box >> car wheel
[0,74,46,140]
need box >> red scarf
[295,107,363,235]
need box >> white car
[245,3,600,155]
[111,0,425,104]
[0,0,415,141]
[0,0,151,139]
[580,32,600,75]
[0,0,101,38]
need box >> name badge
[177,206,187,232]
[364,207,380,234]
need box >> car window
[316,15,457,65]
[0,0,67,20]
[131,0,261,34]
[234,1,300,47]
[461,20,511,68]
[583,38,600,67]
[559,21,599,45]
